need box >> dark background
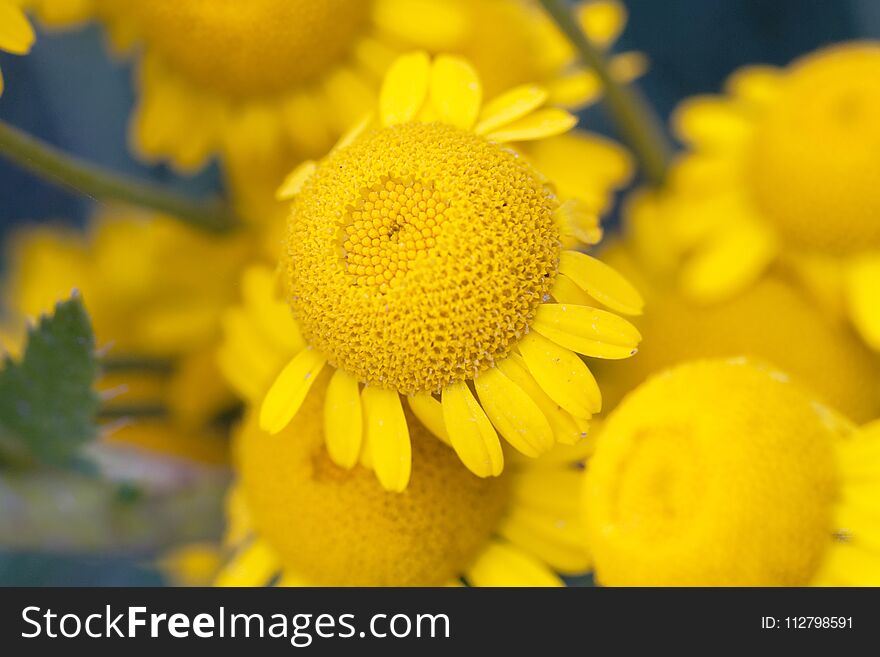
[0,0,877,585]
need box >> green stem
[538,0,672,186]
[0,119,238,232]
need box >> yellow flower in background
[661,42,880,350]
[219,52,642,492]
[0,0,35,96]
[29,1,642,178]
[214,380,592,587]
[1,211,254,458]
[591,237,880,422]
[584,359,880,586]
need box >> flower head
[655,41,880,350]
[215,379,592,587]
[220,53,642,491]
[584,358,880,586]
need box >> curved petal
[324,369,363,469]
[442,381,503,478]
[474,367,554,457]
[259,349,326,434]
[362,386,411,492]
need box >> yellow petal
[474,367,554,457]
[545,70,603,109]
[485,108,578,143]
[608,51,649,83]
[466,541,564,587]
[241,266,305,353]
[372,0,468,50]
[724,65,783,108]
[213,541,279,587]
[554,200,603,247]
[441,381,503,478]
[517,331,601,418]
[331,112,374,153]
[558,250,644,315]
[499,506,590,575]
[496,353,589,446]
[259,348,326,434]
[847,255,880,351]
[379,51,431,126]
[0,67,4,97]
[672,95,754,149]
[361,387,411,492]
[550,273,592,306]
[681,220,778,303]
[276,161,316,200]
[324,369,363,469]
[407,392,450,445]
[532,304,641,359]
[429,54,481,130]
[0,3,35,55]
[475,85,549,135]
[576,0,627,49]
[510,468,584,517]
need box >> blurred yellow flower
[218,52,642,491]
[591,237,880,422]
[660,42,880,350]
[214,380,592,587]
[0,0,35,96]
[584,359,880,586]
[32,1,642,186]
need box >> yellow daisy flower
[218,53,643,492]
[584,358,880,586]
[660,42,880,350]
[0,0,35,96]
[214,380,592,587]
[35,0,641,178]
[591,237,880,422]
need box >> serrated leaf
[0,294,100,468]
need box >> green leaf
[0,294,100,468]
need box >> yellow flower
[591,238,880,422]
[584,358,880,586]
[43,0,641,177]
[214,379,592,587]
[1,210,253,455]
[0,0,35,96]
[659,42,880,351]
[218,53,642,492]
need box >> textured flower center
[749,43,880,254]
[342,178,446,293]
[585,361,839,586]
[131,0,371,95]
[238,382,510,586]
[284,122,561,394]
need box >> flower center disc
[284,122,560,394]
[238,384,510,586]
[131,0,371,96]
[585,361,839,586]
[749,43,880,254]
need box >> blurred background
[1,0,879,585]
